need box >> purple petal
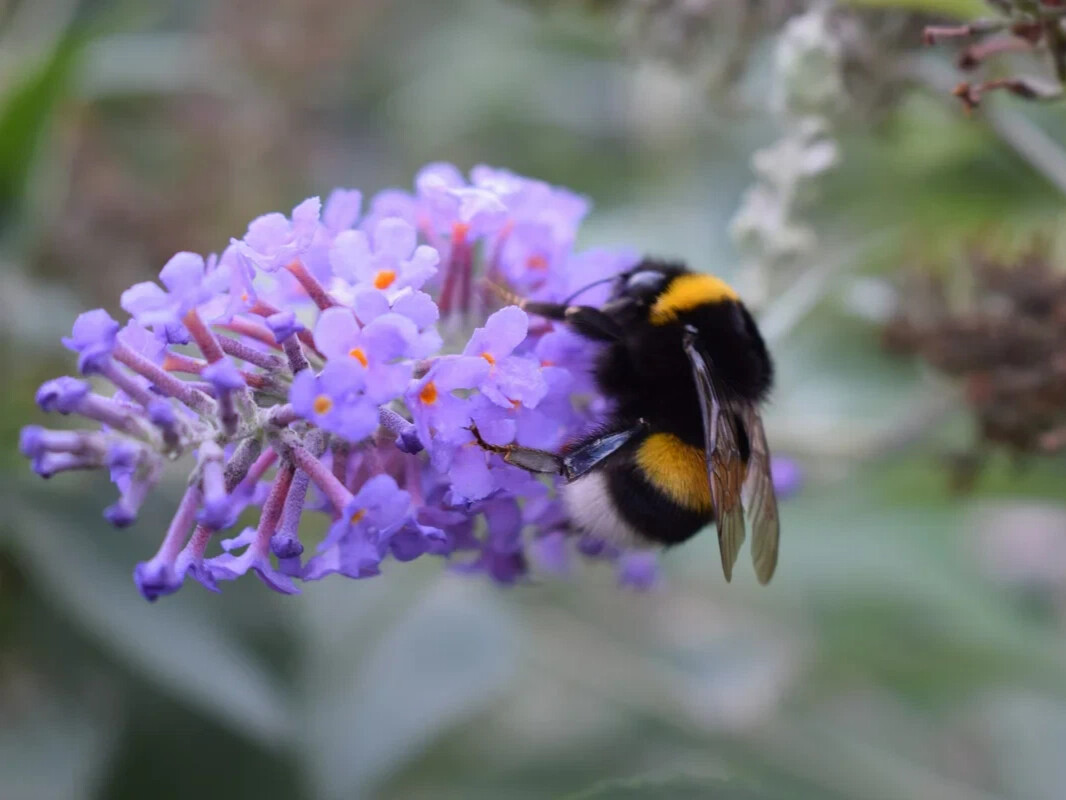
[373,217,416,259]
[617,551,659,590]
[201,359,245,392]
[323,188,362,233]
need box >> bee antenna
[562,275,617,305]
[481,278,525,309]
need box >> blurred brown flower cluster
[884,248,1066,458]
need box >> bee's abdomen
[634,433,712,513]
[605,434,713,547]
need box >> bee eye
[624,270,664,297]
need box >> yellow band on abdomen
[635,433,712,512]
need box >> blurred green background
[4,1,1066,798]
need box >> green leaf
[0,33,83,224]
[842,0,985,18]
[564,773,797,800]
[300,576,520,799]
[0,699,119,800]
[5,498,292,750]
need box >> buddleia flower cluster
[19,164,687,600]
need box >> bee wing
[741,406,780,584]
[682,332,746,582]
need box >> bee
[471,260,780,583]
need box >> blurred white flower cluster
[731,4,843,307]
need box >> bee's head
[613,261,773,402]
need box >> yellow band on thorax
[649,273,738,325]
[635,433,712,512]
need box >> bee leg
[561,425,645,480]
[468,423,564,475]
[469,422,645,482]
[521,302,623,342]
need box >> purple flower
[201,359,245,392]
[617,551,659,590]
[265,310,305,343]
[236,196,321,272]
[406,356,489,457]
[290,361,378,442]
[36,376,90,413]
[771,456,803,498]
[120,252,229,330]
[330,218,439,300]
[62,309,120,374]
[207,530,301,595]
[24,162,727,601]
[313,307,416,403]
[415,162,509,241]
[458,305,546,409]
[304,475,413,580]
[322,188,362,233]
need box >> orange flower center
[481,352,495,365]
[350,509,367,525]
[374,269,396,290]
[349,347,368,367]
[313,395,333,415]
[527,254,548,271]
[419,381,438,405]
[452,222,470,242]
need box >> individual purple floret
[19,163,802,601]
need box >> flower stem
[217,335,284,370]
[114,343,216,416]
[285,259,336,310]
[287,441,353,514]
[183,309,225,363]
[252,460,296,555]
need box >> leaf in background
[842,0,984,17]
[0,32,83,225]
[301,576,520,799]
[563,773,807,800]
[0,699,119,800]
[5,501,292,751]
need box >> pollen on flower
[373,269,396,290]
[350,508,367,524]
[419,380,438,405]
[481,352,496,366]
[452,222,470,242]
[526,254,548,271]
[313,395,333,414]
[349,347,369,367]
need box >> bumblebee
[472,260,780,583]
